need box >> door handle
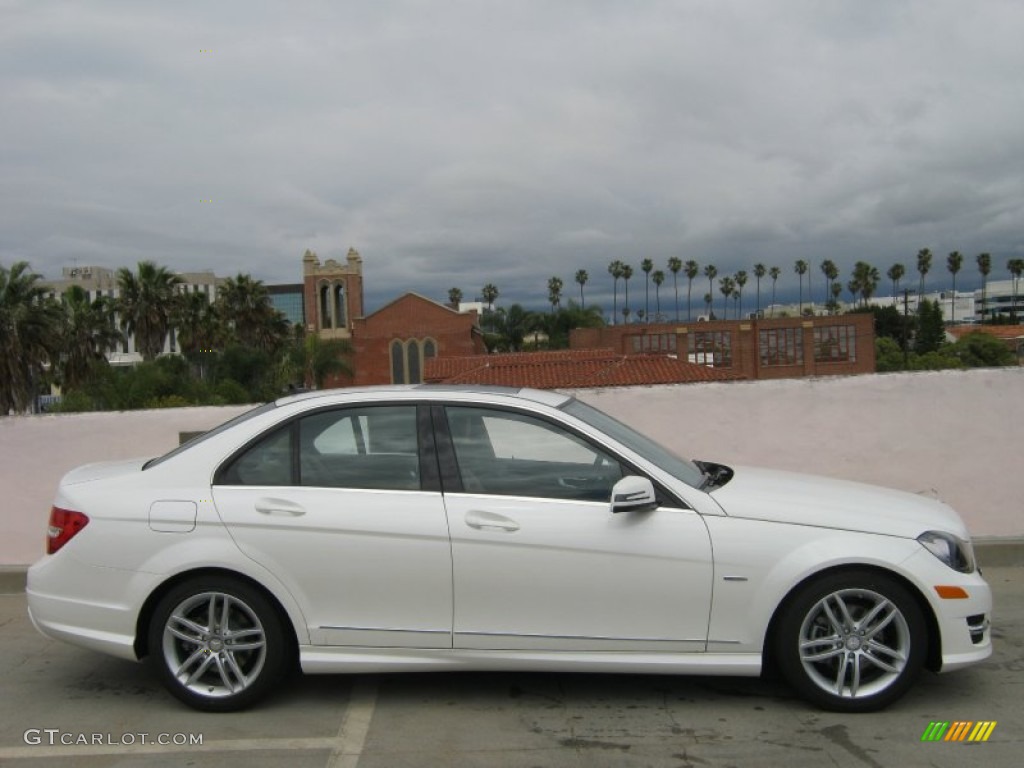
[465,510,520,532]
[255,498,306,516]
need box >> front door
[440,405,713,652]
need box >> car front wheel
[775,570,927,712]
[148,576,291,711]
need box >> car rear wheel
[775,570,926,712]
[148,576,291,711]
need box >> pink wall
[2,367,1020,565]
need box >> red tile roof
[424,348,744,389]
[947,325,1024,341]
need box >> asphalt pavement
[1,566,1021,767]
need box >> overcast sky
[3,0,1023,314]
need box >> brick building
[302,248,364,340]
[424,348,744,389]
[348,293,485,386]
[570,314,876,379]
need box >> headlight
[917,531,976,574]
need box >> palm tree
[703,292,713,316]
[547,276,563,313]
[830,282,842,309]
[651,270,665,321]
[640,258,653,320]
[481,283,499,312]
[621,264,634,318]
[847,278,860,305]
[116,261,183,361]
[768,266,781,317]
[684,259,699,321]
[794,260,808,315]
[887,263,906,306]
[853,261,880,306]
[607,260,624,324]
[447,287,463,309]
[734,271,748,319]
[753,263,766,316]
[574,270,588,308]
[976,253,991,321]
[1009,258,1024,321]
[493,304,536,352]
[1,261,62,414]
[217,273,288,353]
[290,333,354,389]
[820,260,839,313]
[57,286,123,391]
[916,248,933,309]
[703,264,718,317]
[947,251,964,323]
[174,290,222,380]
[667,257,683,321]
[718,276,735,320]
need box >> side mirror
[610,476,659,514]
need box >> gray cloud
[3,0,1023,314]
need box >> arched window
[319,284,332,329]
[423,339,437,359]
[333,283,346,329]
[391,340,405,384]
[407,340,421,384]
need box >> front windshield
[561,398,706,488]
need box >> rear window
[142,402,278,470]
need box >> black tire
[148,575,291,712]
[774,569,927,712]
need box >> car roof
[273,384,571,409]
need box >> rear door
[212,403,453,648]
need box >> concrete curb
[2,539,1021,595]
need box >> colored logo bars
[921,721,997,742]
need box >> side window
[299,406,420,491]
[445,407,623,501]
[218,427,292,486]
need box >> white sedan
[27,386,991,712]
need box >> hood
[60,458,149,486]
[708,465,969,540]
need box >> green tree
[540,301,605,348]
[651,270,665,321]
[607,260,624,325]
[547,276,563,312]
[949,331,1016,367]
[481,283,499,311]
[734,270,748,318]
[976,252,992,321]
[492,304,537,351]
[683,259,698,321]
[447,287,463,309]
[640,258,654,320]
[173,290,223,379]
[794,260,808,315]
[621,264,634,318]
[821,260,839,313]
[667,257,683,321]
[574,269,588,308]
[718,275,735,320]
[916,248,933,307]
[853,261,880,306]
[914,299,946,354]
[887,263,906,306]
[768,266,781,317]
[946,251,964,323]
[57,285,123,392]
[703,264,717,316]
[217,274,288,354]
[875,337,905,372]
[288,332,354,389]
[1,262,62,414]
[753,263,766,316]
[116,261,182,360]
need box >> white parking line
[327,677,379,768]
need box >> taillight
[47,507,89,554]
